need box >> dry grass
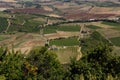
[98,29,120,38]
[2,0,17,2]
[45,31,79,39]
[43,6,53,11]
[54,46,79,64]
[89,22,115,29]
[48,14,61,18]
[89,7,120,15]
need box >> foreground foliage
[0,47,64,80]
[0,44,120,80]
[66,44,120,80]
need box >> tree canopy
[0,44,120,80]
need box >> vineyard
[0,17,8,33]
[44,25,81,34]
[49,37,79,46]
[86,25,101,29]
[4,14,46,33]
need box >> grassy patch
[102,21,120,29]
[0,12,9,18]
[86,25,101,29]
[53,46,79,64]
[0,36,8,41]
[50,37,79,46]
[0,17,8,33]
[58,25,81,31]
[43,25,58,34]
[9,20,40,33]
[110,37,120,47]
[44,25,81,34]
[44,29,56,34]
[8,14,45,33]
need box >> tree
[67,43,117,80]
[0,48,25,80]
[27,47,64,80]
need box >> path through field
[5,18,11,32]
[76,47,82,61]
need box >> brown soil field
[54,3,77,9]
[62,12,115,20]
[43,6,53,11]
[10,8,50,14]
[0,31,79,53]
[89,7,120,15]
[58,6,117,20]
[45,31,79,39]
[98,29,120,38]
[54,3,120,20]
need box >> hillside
[0,0,120,80]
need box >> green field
[54,46,79,64]
[58,25,81,31]
[110,37,120,46]
[50,37,79,46]
[86,25,101,29]
[102,21,120,29]
[44,25,81,34]
[0,17,8,33]
[44,29,56,34]
[8,14,43,33]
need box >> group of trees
[68,44,120,80]
[80,31,111,55]
[0,43,120,80]
[0,47,64,80]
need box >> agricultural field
[0,12,64,33]
[49,37,79,46]
[102,21,120,29]
[86,25,102,29]
[53,46,79,64]
[0,12,10,18]
[51,1,120,20]
[44,25,81,34]
[0,17,8,32]
[7,14,41,33]
[1,0,17,2]
[1,1,120,79]
[110,37,120,47]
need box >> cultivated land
[1,0,17,2]
[0,0,120,63]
